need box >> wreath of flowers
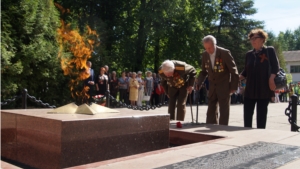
[92,95,106,105]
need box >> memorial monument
[1,6,169,168]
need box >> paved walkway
[152,102,299,132]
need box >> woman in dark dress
[118,71,129,104]
[109,71,119,99]
[239,29,279,129]
[96,67,109,95]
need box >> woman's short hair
[146,71,152,75]
[161,60,175,73]
[248,29,268,43]
[132,72,137,75]
[202,35,217,45]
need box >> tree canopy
[2,0,299,107]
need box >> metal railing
[1,95,21,106]
[285,95,300,132]
[1,89,166,110]
[105,90,168,111]
[1,89,56,109]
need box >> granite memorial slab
[1,108,169,169]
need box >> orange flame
[56,5,99,104]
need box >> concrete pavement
[151,102,299,132]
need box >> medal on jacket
[214,58,224,72]
[205,60,209,69]
[220,59,224,72]
[173,72,184,88]
[220,65,224,72]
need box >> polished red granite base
[169,129,224,146]
[1,109,169,169]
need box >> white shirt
[209,46,217,68]
[236,87,240,94]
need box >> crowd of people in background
[86,62,299,108]
[85,63,168,107]
[85,61,300,108]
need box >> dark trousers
[207,92,230,125]
[151,93,160,105]
[119,89,128,103]
[168,87,188,121]
[199,89,205,104]
[282,92,287,102]
[244,97,270,129]
[231,94,237,104]
[237,94,243,103]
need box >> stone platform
[1,108,169,169]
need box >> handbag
[143,95,151,101]
[266,47,287,90]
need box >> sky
[248,0,300,35]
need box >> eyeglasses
[250,36,262,41]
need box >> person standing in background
[118,71,129,104]
[129,72,139,106]
[109,71,119,106]
[152,73,160,105]
[136,71,145,106]
[126,72,132,104]
[104,65,109,76]
[96,67,109,95]
[144,71,153,106]
[84,61,95,103]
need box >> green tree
[266,32,287,71]
[1,0,67,106]
[277,27,300,51]
[214,0,264,72]
[53,0,220,73]
[138,0,220,71]
[294,26,300,50]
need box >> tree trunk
[217,0,227,34]
[135,0,146,72]
[154,38,160,73]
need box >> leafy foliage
[5,0,298,107]
[1,0,69,105]
[277,26,300,51]
[214,0,264,72]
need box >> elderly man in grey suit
[198,35,239,125]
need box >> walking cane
[195,76,208,124]
[189,94,194,123]
[196,91,199,124]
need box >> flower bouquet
[92,95,106,106]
